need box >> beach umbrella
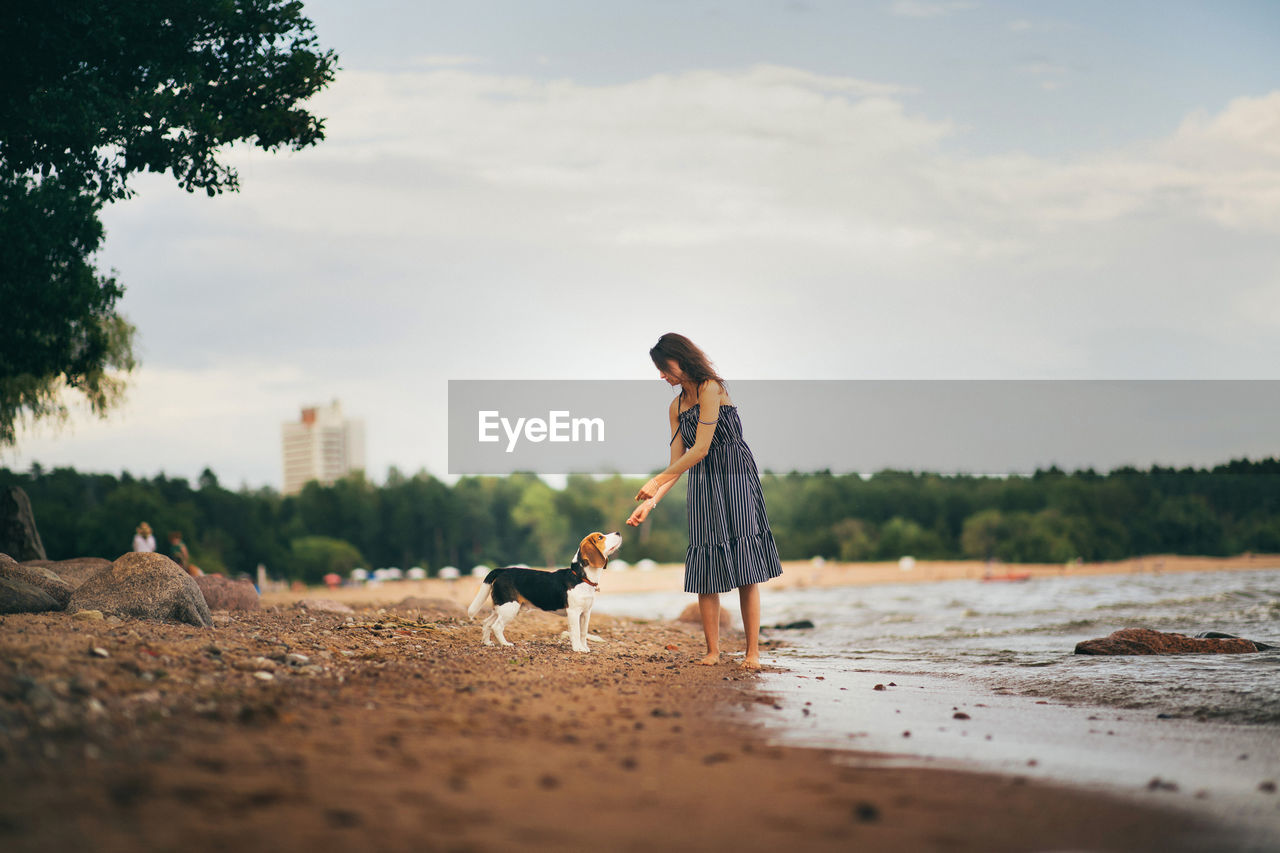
[438,566,461,580]
[323,573,341,589]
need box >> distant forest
[3,459,1279,583]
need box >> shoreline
[260,552,1280,610]
[0,601,1233,851]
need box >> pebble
[253,671,275,682]
[853,802,880,823]
[73,610,105,622]
[90,647,110,658]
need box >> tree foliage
[0,1,337,445]
[2,460,1278,581]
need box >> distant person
[133,522,156,553]
[628,332,783,670]
[168,531,200,577]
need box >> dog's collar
[571,563,600,588]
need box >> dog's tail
[467,571,505,619]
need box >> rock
[296,599,355,615]
[194,574,260,611]
[770,619,815,630]
[0,573,61,614]
[1,552,72,608]
[389,596,467,619]
[677,602,732,629]
[0,487,47,561]
[1196,631,1275,651]
[23,558,113,590]
[73,609,105,622]
[1075,628,1263,655]
[67,552,213,628]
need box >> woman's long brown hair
[649,333,727,392]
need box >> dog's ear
[579,533,608,569]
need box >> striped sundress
[678,403,784,594]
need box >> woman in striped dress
[627,333,783,669]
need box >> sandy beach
[0,588,1234,852]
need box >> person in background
[168,530,199,576]
[133,522,156,553]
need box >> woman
[628,333,783,669]
[132,522,156,553]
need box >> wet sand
[0,600,1226,852]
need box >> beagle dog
[467,531,622,652]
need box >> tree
[287,536,365,584]
[0,1,337,445]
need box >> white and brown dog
[467,531,622,652]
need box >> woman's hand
[635,476,662,502]
[626,501,653,527]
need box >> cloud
[14,65,1280,486]
[888,1,977,19]
[260,65,1280,255]
[410,54,486,68]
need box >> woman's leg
[697,593,721,664]
[738,583,761,669]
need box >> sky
[9,0,1280,490]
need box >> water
[758,568,1280,725]
[603,568,1280,724]
[598,568,1280,850]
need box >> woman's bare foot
[739,656,762,671]
[698,653,720,666]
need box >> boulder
[0,487,47,561]
[194,574,260,611]
[678,601,732,630]
[0,553,72,608]
[21,557,112,590]
[1075,628,1263,655]
[0,573,60,614]
[68,552,213,628]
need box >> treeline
[3,459,1279,583]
